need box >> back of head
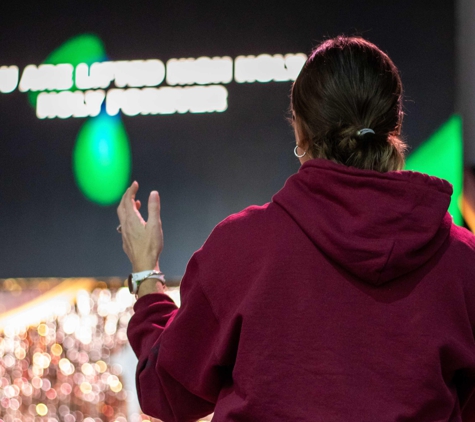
[291,36,406,172]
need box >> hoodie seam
[377,239,396,285]
[300,160,453,196]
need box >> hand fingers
[118,181,140,224]
[125,181,139,210]
[117,189,127,222]
[124,181,145,220]
[147,191,161,227]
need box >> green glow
[405,114,463,225]
[73,112,131,205]
[28,34,106,107]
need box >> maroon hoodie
[128,159,475,422]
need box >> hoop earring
[294,145,307,158]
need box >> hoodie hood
[272,159,453,286]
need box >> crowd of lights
[0,279,173,422]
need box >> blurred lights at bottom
[0,281,148,421]
[36,402,48,416]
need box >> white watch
[128,270,166,295]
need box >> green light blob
[28,34,106,107]
[73,112,131,205]
[404,114,463,226]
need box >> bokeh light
[0,280,165,422]
[36,402,48,416]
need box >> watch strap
[146,273,166,286]
[129,270,166,295]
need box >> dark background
[0,0,455,278]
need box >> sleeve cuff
[133,292,176,311]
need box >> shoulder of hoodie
[188,203,280,315]
[446,223,475,279]
[449,223,475,254]
[197,202,278,254]
[446,224,475,316]
[189,202,286,282]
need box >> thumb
[147,191,161,225]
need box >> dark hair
[291,36,406,172]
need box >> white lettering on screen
[0,66,19,93]
[36,90,106,119]
[19,64,74,92]
[106,85,228,116]
[166,56,233,86]
[234,53,307,83]
[75,60,166,90]
[2,52,306,118]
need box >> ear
[294,115,310,149]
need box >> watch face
[127,274,134,294]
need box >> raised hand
[117,181,164,272]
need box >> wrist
[137,278,165,298]
[132,261,160,273]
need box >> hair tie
[356,128,375,137]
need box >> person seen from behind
[117,35,475,421]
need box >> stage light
[79,381,92,394]
[73,112,131,205]
[59,358,75,376]
[0,280,190,421]
[77,290,91,315]
[3,354,15,368]
[0,65,19,93]
[23,32,107,129]
[77,325,93,345]
[36,402,48,416]
[105,316,118,335]
[37,323,48,336]
[41,379,51,391]
[95,360,107,373]
[31,376,42,389]
[32,352,51,369]
[46,388,57,400]
[9,397,20,411]
[14,347,25,360]
[22,382,32,396]
[63,314,80,335]
[405,115,463,225]
[60,382,72,395]
[51,343,63,356]
[3,385,16,398]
